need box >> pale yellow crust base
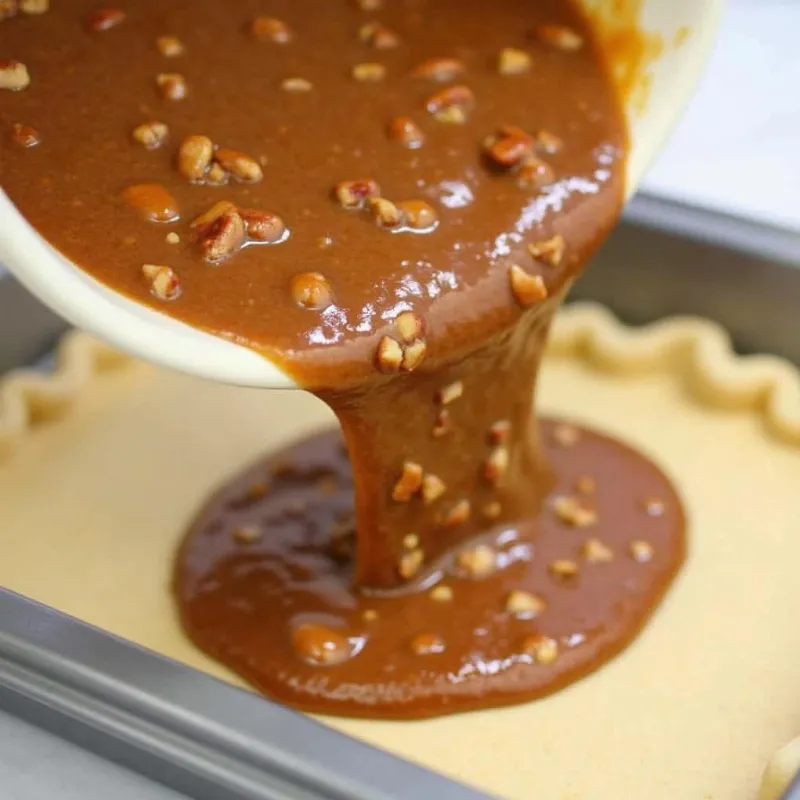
[1,303,799,800]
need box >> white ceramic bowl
[0,0,723,389]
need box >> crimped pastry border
[1,302,799,452]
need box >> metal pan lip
[0,588,496,800]
[625,192,800,268]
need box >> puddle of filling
[0,0,686,717]
[175,419,684,718]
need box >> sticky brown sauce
[177,421,684,718]
[0,0,686,719]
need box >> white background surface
[642,0,800,233]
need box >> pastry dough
[1,303,799,800]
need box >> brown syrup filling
[175,419,684,719]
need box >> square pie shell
[0,303,799,800]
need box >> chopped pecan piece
[352,62,386,82]
[432,409,451,438]
[233,524,261,544]
[198,210,246,264]
[498,47,532,75]
[483,501,502,520]
[402,339,427,371]
[132,120,168,150]
[240,208,286,243]
[10,123,40,147]
[358,21,400,49]
[488,419,511,445]
[535,24,584,51]
[192,204,246,264]
[122,183,180,223]
[156,73,187,100]
[508,264,548,307]
[549,559,579,579]
[429,585,453,603]
[177,135,213,181]
[553,495,597,528]
[521,634,558,664]
[190,200,237,230]
[630,540,654,563]
[205,162,228,186]
[426,85,475,124]
[506,590,546,617]
[142,264,181,301]
[214,148,263,183]
[582,537,613,564]
[441,499,470,527]
[20,0,47,13]
[387,116,425,149]
[87,7,125,31]
[421,474,446,505]
[292,623,353,666]
[482,125,534,168]
[437,380,463,405]
[250,16,292,43]
[367,196,404,229]
[457,544,495,578]
[392,461,423,502]
[410,633,445,655]
[395,312,423,343]
[281,77,312,92]
[399,548,424,580]
[376,336,403,373]
[517,156,555,188]
[334,179,380,210]
[528,234,565,267]
[412,57,465,82]
[397,200,438,230]
[156,35,184,57]
[290,272,333,310]
[0,60,30,91]
[484,446,509,485]
[536,129,563,155]
[403,533,420,550]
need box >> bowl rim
[0,0,725,389]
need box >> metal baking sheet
[572,195,800,366]
[0,196,799,800]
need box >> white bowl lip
[0,0,724,390]
[0,193,296,389]
[619,0,726,199]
